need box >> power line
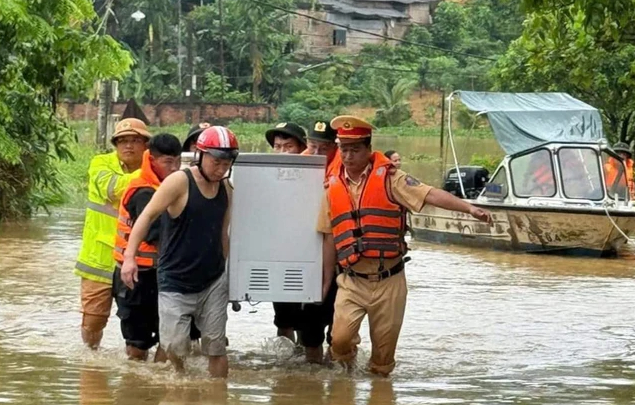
[289,55,487,76]
[248,0,497,62]
[333,59,420,73]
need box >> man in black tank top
[119,126,239,378]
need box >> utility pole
[177,0,183,95]
[439,91,446,185]
[439,91,445,159]
[219,0,225,101]
[96,0,116,149]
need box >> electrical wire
[248,0,497,62]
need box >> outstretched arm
[425,188,491,223]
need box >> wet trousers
[330,270,407,375]
[80,278,112,337]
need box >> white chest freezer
[228,153,326,303]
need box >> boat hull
[410,203,635,257]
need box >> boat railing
[526,197,597,207]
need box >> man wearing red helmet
[120,126,238,378]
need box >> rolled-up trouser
[158,271,229,357]
[330,270,407,375]
[81,278,112,333]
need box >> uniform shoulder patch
[405,175,421,186]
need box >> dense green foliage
[0,0,131,220]
[113,0,523,112]
[493,0,635,143]
[114,0,297,103]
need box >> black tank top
[158,169,228,293]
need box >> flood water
[2,209,635,404]
[2,136,635,404]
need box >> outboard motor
[443,166,489,199]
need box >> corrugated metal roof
[319,0,408,19]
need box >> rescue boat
[410,92,635,257]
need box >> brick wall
[58,101,276,126]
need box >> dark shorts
[112,267,200,350]
[273,302,302,330]
[298,280,337,348]
[272,280,338,348]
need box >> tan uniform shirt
[317,166,433,274]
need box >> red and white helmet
[196,126,239,160]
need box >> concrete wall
[59,102,276,126]
[407,3,432,24]
[293,11,403,55]
[293,1,438,56]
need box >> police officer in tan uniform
[317,116,492,376]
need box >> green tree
[225,0,296,101]
[278,62,358,127]
[430,1,469,50]
[374,79,418,127]
[492,4,635,143]
[0,0,131,220]
[189,0,297,103]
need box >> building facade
[293,0,442,56]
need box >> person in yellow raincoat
[74,118,150,349]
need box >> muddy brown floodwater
[2,137,635,404]
[2,208,635,405]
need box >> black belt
[340,257,410,282]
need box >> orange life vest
[327,151,406,268]
[113,150,160,269]
[531,164,555,195]
[605,157,635,200]
[301,149,340,177]
[302,148,341,182]
[326,150,341,180]
[625,158,634,200]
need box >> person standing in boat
[74,118,150,349]
[605,142,635,200]
[120,126,238,378]
[318,115,492,376]
[112,133,182,361]
[265,122,307,343]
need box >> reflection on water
[2,201,635,404]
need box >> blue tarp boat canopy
[456,91,604,155]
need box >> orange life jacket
[302,148,341,182]
[605,157,635,200]
[531,164,555,195]
[113,150,160,269]
[326,150,341,180]
[625,158,634,200]
[327,151,406,268]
